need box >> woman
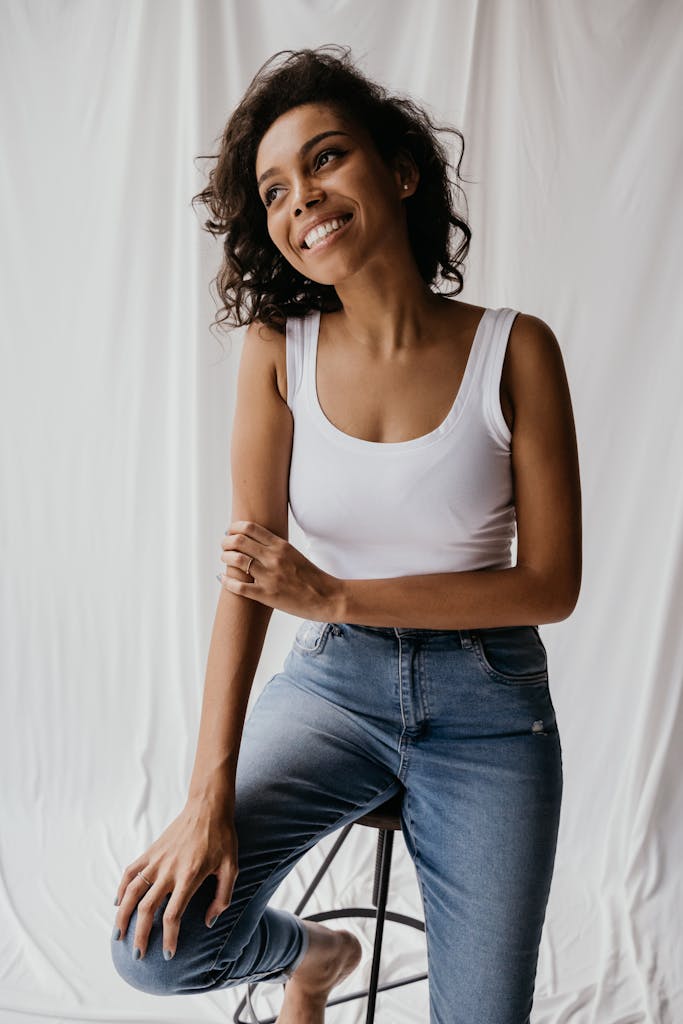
[111,45,581,1024]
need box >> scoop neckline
[306,305,492,452]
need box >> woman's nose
[291,182,324,216]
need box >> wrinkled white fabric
[1,1,682,1022]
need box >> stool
[233,790,427,1023]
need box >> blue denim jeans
[112,620,563,1023]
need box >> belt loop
[459,629,473,649]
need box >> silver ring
[137,871,152,887]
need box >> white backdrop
[1,1,682,1021]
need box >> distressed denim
[112,620,563,1023]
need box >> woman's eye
[263,149,345,207]
[316,147,343,168]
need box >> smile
[302,213,353,251]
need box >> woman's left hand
[218,520,344,621]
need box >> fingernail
[133,947,141,960]
[215,574,222,582]
[112,926,121,941]
[208,914,218,928]
[114,897,119,906]
[164,948,174,960]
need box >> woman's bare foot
[276,919,363,1024]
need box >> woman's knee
[111,928,174,995]
[110,927,217,996]
[110,876,223,995]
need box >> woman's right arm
[113,319,293,960]
[187,318,293,804]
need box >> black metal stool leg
[365,828,394,1023]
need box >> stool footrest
[304,906,425,933]
[317,969,429,1011]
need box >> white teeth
[304,215,350,249]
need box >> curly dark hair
[191,44,472,336]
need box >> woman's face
[254,102,415,286]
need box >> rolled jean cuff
[276,917,310,982]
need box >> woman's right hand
[112,793,238,961]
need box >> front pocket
[293,619,334,656]
[472,625,548,685]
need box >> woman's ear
[393,149,419,198]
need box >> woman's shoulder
[506,309,561,369]
[243,318,289,405]
[502,309,567,422]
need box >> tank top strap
[285,311,314,412]
[478,306,520,448]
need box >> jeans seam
[396,632,410,759]
[418,644,432,724]
[400,780,432,981]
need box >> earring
[403,184,409,190]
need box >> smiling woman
[189,45,471,333]
[112,43,581,1024]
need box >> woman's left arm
[331,313,583,629]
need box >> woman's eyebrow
[257,130,351,189]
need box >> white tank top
[285,305,519,580]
